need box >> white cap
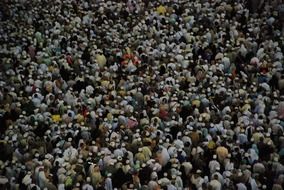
[86,177,91,182]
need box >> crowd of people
[1,0,284,189]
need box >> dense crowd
[1,0,284,189]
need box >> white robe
[160,147,170,166]
[105,177,113,190]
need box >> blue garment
[258,75,268,83]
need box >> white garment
[158,177,171,186]
[175,176,183,190]
[148,181,159,190]
[173,139,184,149]
[249,177,258,190]
[160,147,170,166]
[103,177,112,190]
[209,160,220,174]
[63,146,78,161]
[209,179,221,190]
[167,184,177,190]
[211,172,224,185]
[58,184,65,190]
[113,149,124,158]
[182,162,193,176]
[191,176,204,189]
[237,183,247,190]
[38,171,47,189]
[82,184,94,190]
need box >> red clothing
[66,55,73,65]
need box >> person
[82,177,94,190]
[105,173,113,190]
[0,0,284,189]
